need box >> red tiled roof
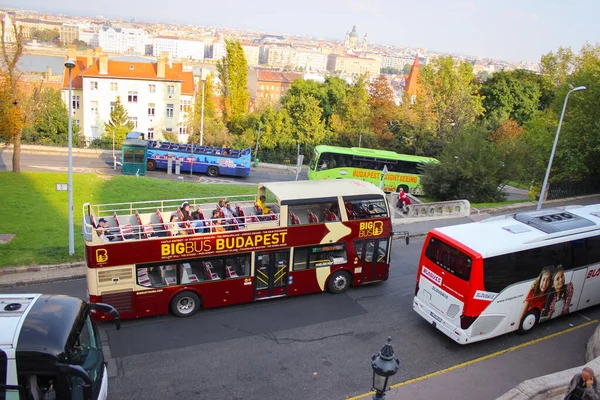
[64,58,195,94]
[404,54,421,96]
[257,70,302,84]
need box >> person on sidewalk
[564,367,600,400]
[397,188,411,214]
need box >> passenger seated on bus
[169,215,187,236]
[25,375,55,400]
[320,160,328,170]
[191,211,206,233]
[96,218,117,242]
[257,195,271,214]
[180,201,193,222]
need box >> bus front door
[254,250,290,299]
[355,239,390,283]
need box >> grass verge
[0,171,256,268]
[470,199,530,209]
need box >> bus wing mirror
[89,303,121,330]
[392,231,410,245]
[56,364,93,400]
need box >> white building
[210,40,226,60]
[61,46,196,143]
[241,43,260,66]
[79,28,99,47]
[98,22,148,55]
[295,48,328,71]
[153,36,205,60]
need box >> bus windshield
[424,237,472,281]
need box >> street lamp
[65,59,76,256]
[200,77,206,146]
[371,337,400,400]
[536,86,586,210]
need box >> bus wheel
[171,292,201,317]
[517,309,539,334]
[327,271,351,294]
[147,159,156,171]
[207,166,220,177]
[396,185,409,193]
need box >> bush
[420,127,513,203]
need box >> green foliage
[420,127,516,203]
[381,67,402,75]
[104,96,133,149]
[21,88,85,146]
[284,92,326,145]
[420,56,485,139]
[161,130,178,143]
[481,69,542,127]
[31,29,59,43]
[217,39,249,124]
[188,74,231,146]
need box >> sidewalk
[381,321,598,400]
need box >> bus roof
[0,294,86,357]
[262,179,385,204]
[434,204,600,258]
[0,294,41,349]
[314,145,437,163]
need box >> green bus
[307,145,437,194]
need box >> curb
[474,194,600,213]
[0,262,86,288]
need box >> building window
[129,116,138,129]
[148,127,154,140]
[110,101,117,112]
[90,81,98,90]
[74,119,80,127]
[260,84,264,90]
[149,84,156,93]
[128,91,138,103]
[167,85,175,95]
[91,101,98,114]
[72,95,80,110]
[271,85,275,91]
[148,103,155,117]
[110,82,118,92]
[166,104,173,118]
[180,100,191,113]
[179,125,187,135]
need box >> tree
[381,67,402,75]
[420,56,485,139]
[216,39,249,125]
[104,97,133,149]
[393,90,438,156]
[330,75,371,147]
[420,127,518,202]
[161,130,178,143]
[21,88,83,146]
[187,74,232,146]
[0,19,26,172]
[367,76,397,144]
[481,69,542,127]
[283,92,326,146]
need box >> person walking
[564,367,600,400]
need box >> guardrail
[387,194,471,224]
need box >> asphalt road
[1,238,598,400]
[0,148,305,183]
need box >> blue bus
[146,140,252,177]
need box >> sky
[2,0,599,63]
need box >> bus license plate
[430,311,442,323]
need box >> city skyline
[2,0,599,63]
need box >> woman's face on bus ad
[553,271,565,290]
[539,273,551,292]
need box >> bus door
[254,250,290,299]
[355,239,390,283]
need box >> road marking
[346,319,599,400]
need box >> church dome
[349,25,358,37]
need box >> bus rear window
[425,237,472,281]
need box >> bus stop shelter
[121,138,148,175]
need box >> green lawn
[0,171,256,268]
[470,199,530,209]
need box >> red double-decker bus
[82,179,395,320]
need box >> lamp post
[371,337,400,400]
[200,77,206,146]
[65,59,76,256]
[536,86,586,210]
